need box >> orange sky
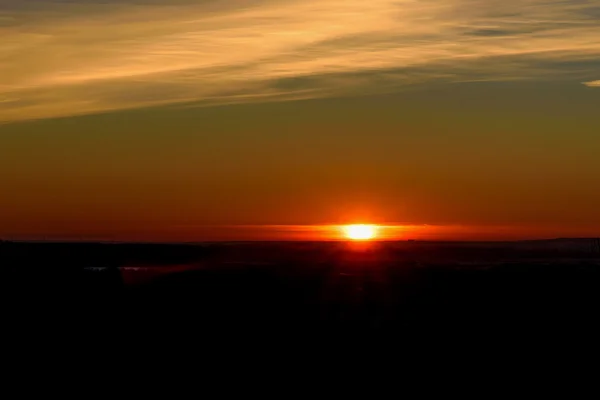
[0,1,599,241]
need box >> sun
[342,224,378,241]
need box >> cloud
[583,80,600,87]
[1,0,600,122]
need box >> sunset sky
[1,0,599,241]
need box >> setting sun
[342,224,378,241]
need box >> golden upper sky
[1,0,599,122]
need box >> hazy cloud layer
[1,0,599,122]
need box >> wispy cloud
[584,80,600,87]
[1,0,599,122]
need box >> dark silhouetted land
[3,238,600,339]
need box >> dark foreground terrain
[2,239,600,338]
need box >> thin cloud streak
[584,80,600,87]
[1,0,599,122]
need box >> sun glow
[342,224,378,241]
